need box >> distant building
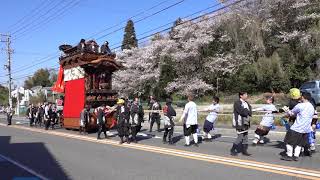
[11,87,33,107]
[31,86,55,101]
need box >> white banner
[64,66,85,81]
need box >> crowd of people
[230,89,318,161]
[4,88,319,162]
[24,102,63,130]
[77,39,113,55]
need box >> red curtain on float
[63,78,85,118]
[52,65,65,93]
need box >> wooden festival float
[52,40,122,130]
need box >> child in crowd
[202,96,220,141]
[252,96,278,145]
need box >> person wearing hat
[280,88,301,124]
[279,88,301,132]
[162,98,176,145]
[97,104,108,140]
[116,98,131,144]
[281,91,315,161]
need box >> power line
[87,0,172,40]
[11,0,246,82]
[96,0,186,41]
[13,65,59,80]
[12,0,235,77]
[10,0,185,73]
[111,0,243,51]
[7,0,55,33]
[13,0,82,40]
[109,1,226,48]
[0,52,59,78]
[12,54,59,74]
[0,49,53,56]
[11,0,67,35]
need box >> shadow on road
[0,136,70,180]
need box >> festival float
[52,40,122,130]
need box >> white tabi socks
[294,146,302,157]
[193,133,198,144]
[286,144,293,157]
[185,136,190,145]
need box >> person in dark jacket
[26,104,36,127]
[77,39,86,52]
[80,105,90,135]
[100,41,112,55]
[116,99,131,144]
[147,96,154,122]
[162,98,176,145]
[44,103,53,130]
[97,105,107,139]
[230,92,252,156]
[35,103,43,127]
[149,98,162,132]
[129,97,144,143]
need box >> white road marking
[0,153,49,180]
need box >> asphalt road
[0,116,319,180]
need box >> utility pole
[0,34,13,108]
[17,87,20,116]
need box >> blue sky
[0,0,220,86]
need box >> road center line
[1,123,320,180]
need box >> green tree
[154,56,177,99]
[255,53,290,92]
[0,85,9,105]
[29,92,46,105]
[24,68,54,89]
[121,20,138,50]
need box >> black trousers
[163,127,174,142]
[45,119,51,130]
[234,132,249,145]
[118,123,129,138]
[29,118,34,126]
[51,117,57,129]
[7,114,12,125]
[131,125,138,141]
[97,124,107,138]
[35,117,42,127]
[150,115,160,132]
